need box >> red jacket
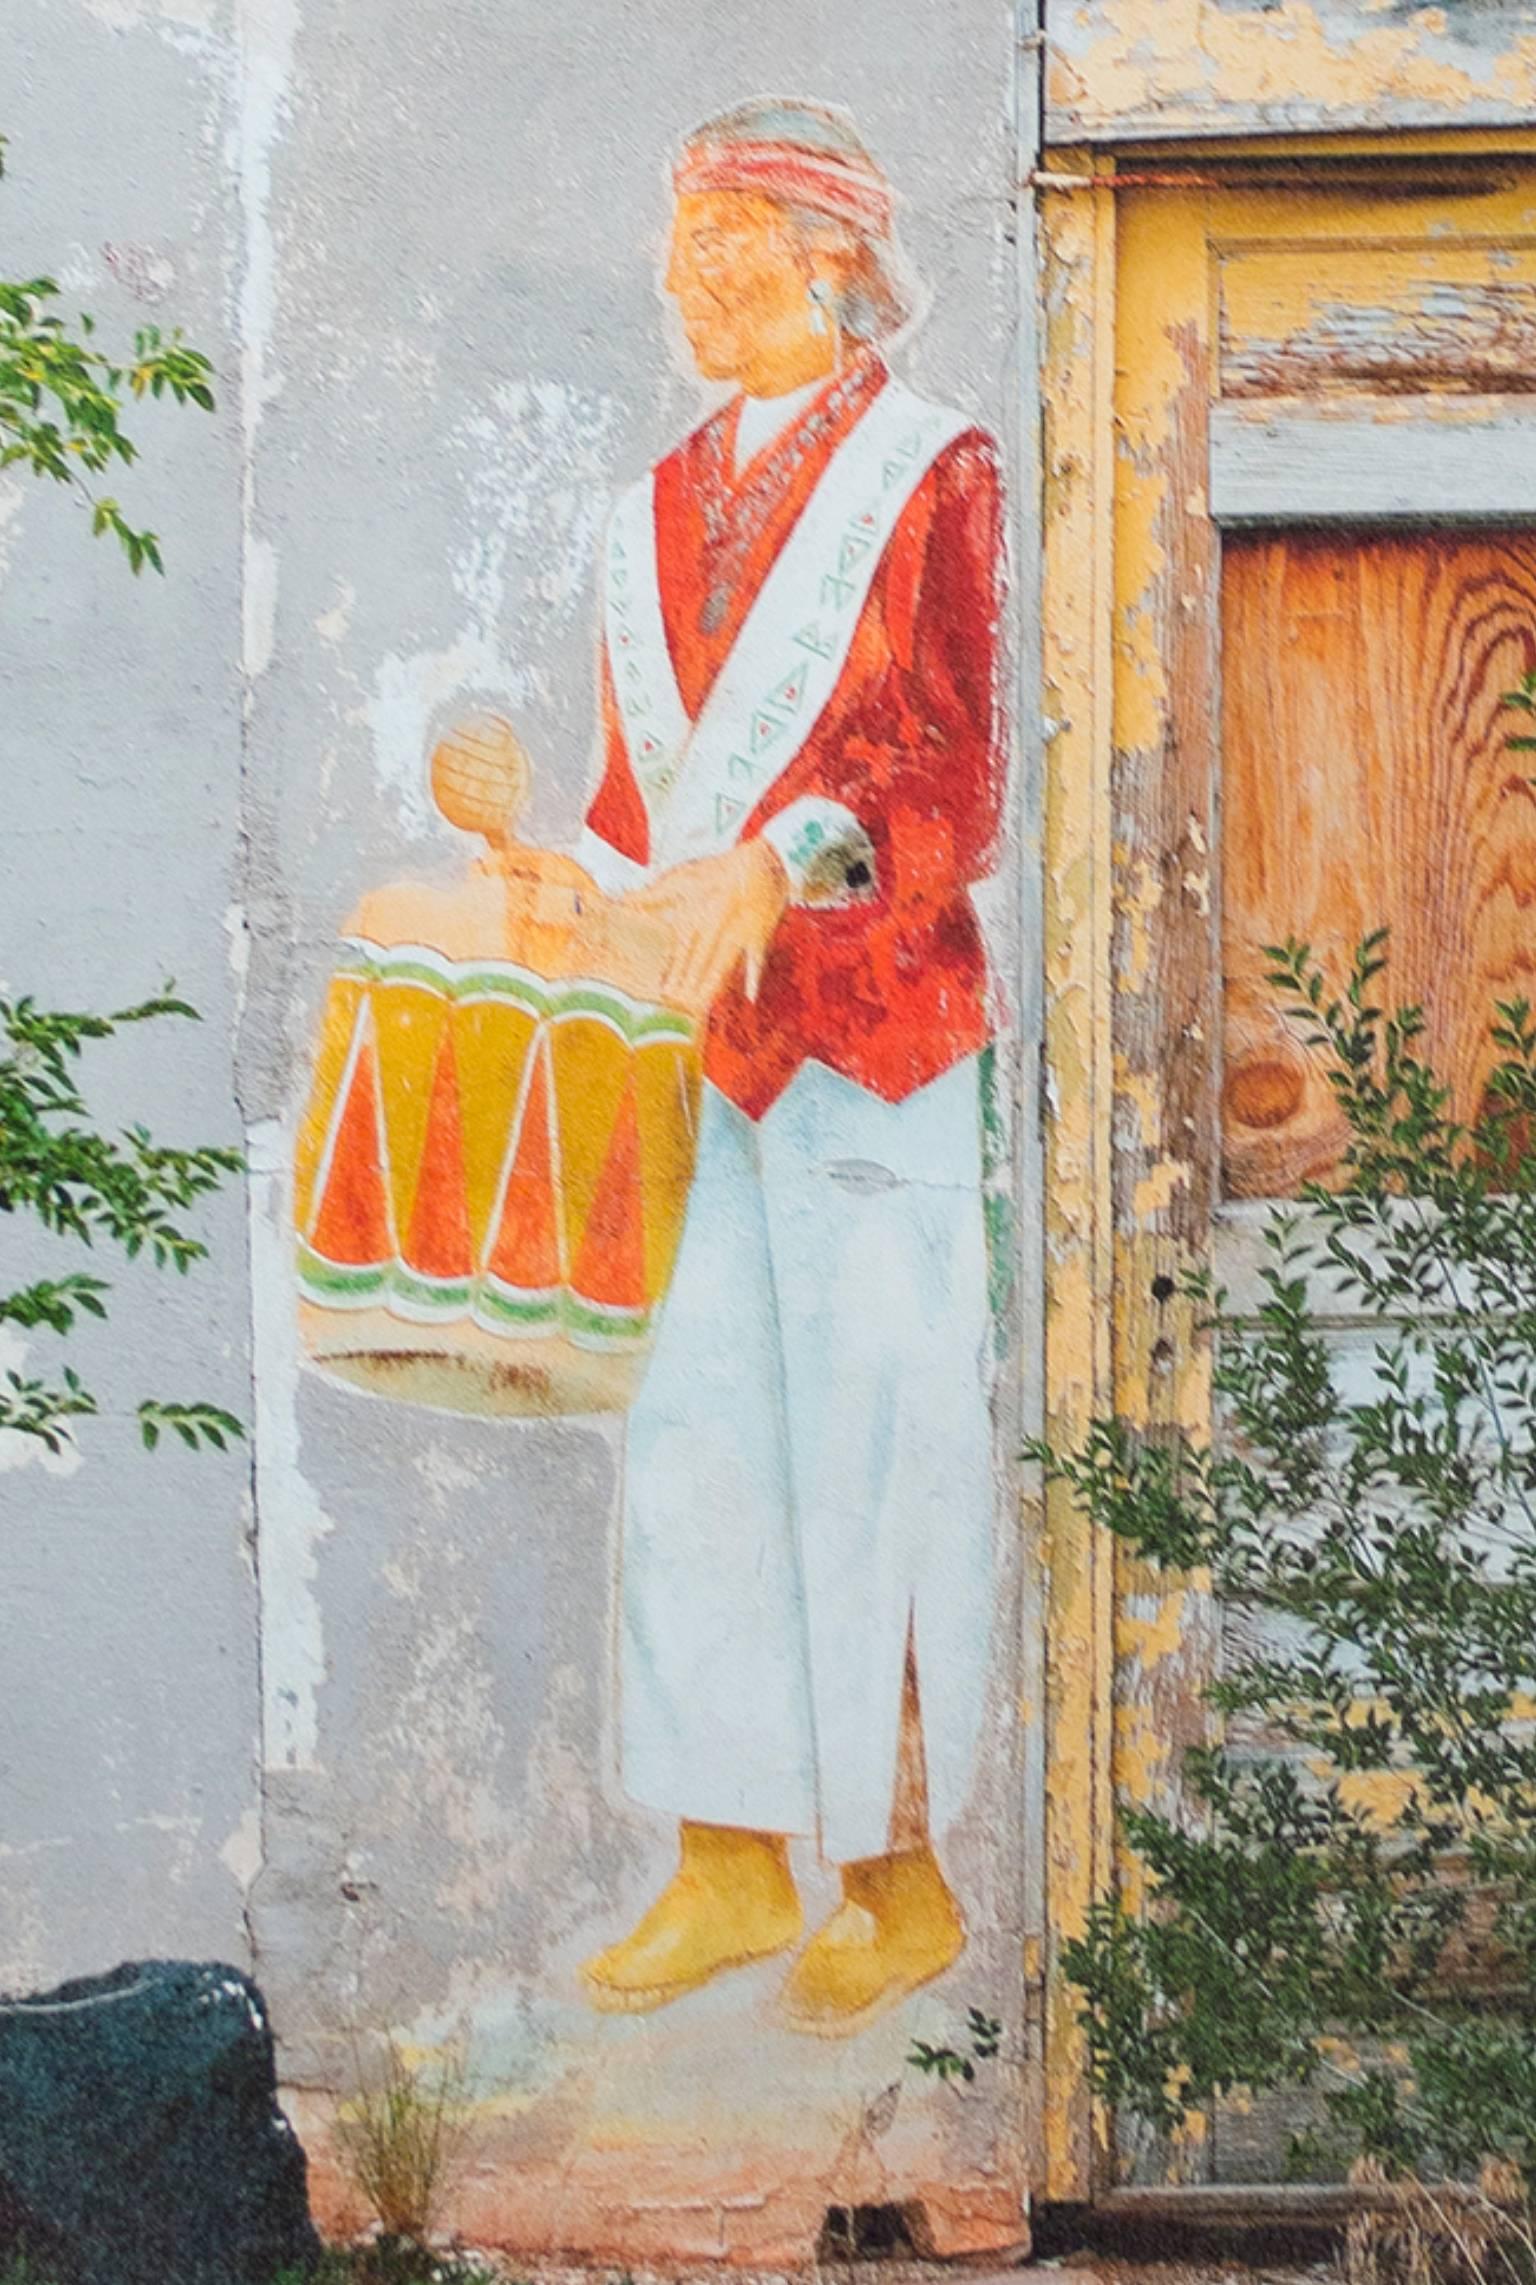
[584,360,1006,1119]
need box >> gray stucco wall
[0,2,258,1990]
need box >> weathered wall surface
[14,0,1527,2242]
[1045,0,1536,144]
[3,0,1041,2262]
[242,3,1034,2258]
[0,2,259,1985]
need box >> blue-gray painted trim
[1210,400,1536,526]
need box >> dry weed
[333,2034,472,2249]
[1343,2158,1536,2285]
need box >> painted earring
[806,278,832,337]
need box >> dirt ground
[461,2258,1333,2285]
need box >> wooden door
[1041,156,1536,2197]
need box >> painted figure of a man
[576,97,1004,2034]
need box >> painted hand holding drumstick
[425,713,662,999]
[433,712,787,1016]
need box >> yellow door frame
[1037,131,1536,2203]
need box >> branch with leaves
[1031,675,1536,2179]
[0,993,243,1455]
[0,134,215,572]
[0,134,237,1468]
[907,2008,1003,2086]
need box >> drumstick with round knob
[429,710,641,986]
[428,710,687,1006]
[430,712,534,851]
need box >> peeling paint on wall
[1046,0,1536,142]
[366,382,619,835]
[226,11,1035,2263]
[235,0,298,688]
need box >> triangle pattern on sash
[309,1025,393,1267]
[606,386,970,869]
[767,669,808,716]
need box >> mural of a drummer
[294,96,1005,2040]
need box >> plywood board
[1222,530,1536,1196]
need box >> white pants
[619,1057,996,1866]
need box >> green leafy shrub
[1032,924,1536,2176]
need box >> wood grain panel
[1222,531,1536,1196]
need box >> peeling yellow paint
[1048,3,1536,141]
[1117,1589,1188,1669]
[1114,1700,1172,1799]
[1116,851,1164,995]
[1115,1059,1166,1156]
[1319,1765,1424,1827]
[1040,129,1536,2200]
[1111,190,1210,764]
[1221,240,1536,398]
[1041,151,1119,2204]
[1133,1160,1192,1220]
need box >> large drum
[294,719,702,1416]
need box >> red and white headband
[673,137,895,241]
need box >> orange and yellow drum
[293,717,701,1416]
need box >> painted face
[664,188,826,389]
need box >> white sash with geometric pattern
[602,382,969,873]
